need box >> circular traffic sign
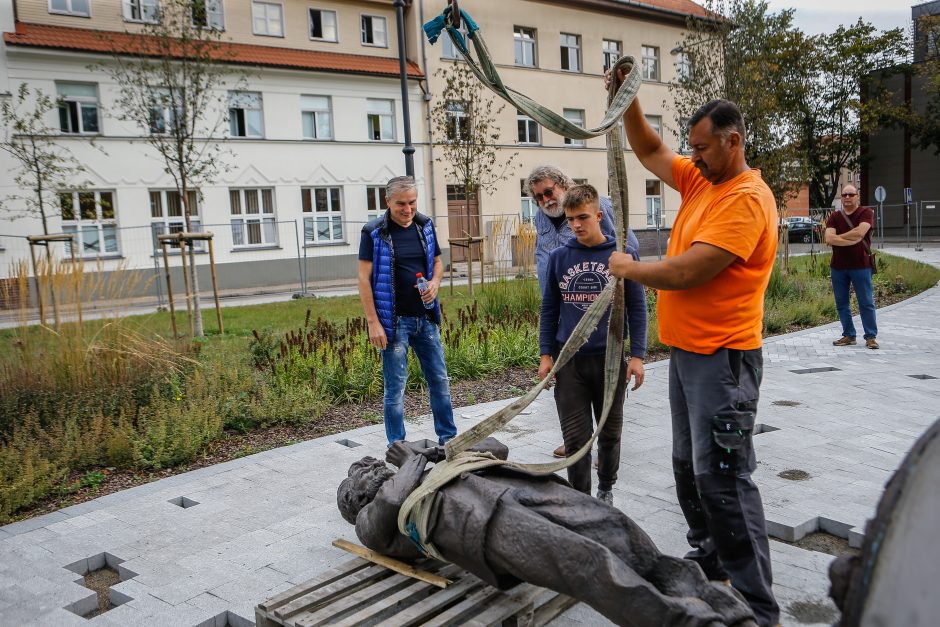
[874,186,886,203]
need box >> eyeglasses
[533,184,557,203]
[841,193,857,198]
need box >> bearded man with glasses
[525,165,639,459]
[824,184,879,349]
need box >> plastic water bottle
[415,273,435,309]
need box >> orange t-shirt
[657,157,778,354]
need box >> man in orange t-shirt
[607,93,779,627]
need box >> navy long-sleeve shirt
[539,236,647,359]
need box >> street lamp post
[393,0,415,177]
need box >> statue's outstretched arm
[355,454,428,559]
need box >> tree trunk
[181,183,204,337]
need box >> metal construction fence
[0,213,542,320]
[784,201,940,253]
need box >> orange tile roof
[3,22,424,79]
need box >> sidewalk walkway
[1,246,938,626]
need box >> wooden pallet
[255,556,576,627]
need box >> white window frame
[517,111,540,145]
[675,51,692,83]
[645,114,662,137]
[302,187,345,244]
[366,98,395,142]
[366,186,385,220]
[442,23,468,60]
[60,190,119,258]
[149,88,182,135]
[603,39,621,72]
[445,100,470,142]
[514,26,537,67]
[642,45,660,81]
[123,0,159,23]
[646,179,664,227]
[678,117,691,154]
[309,8,337,42]
[149,189,205,252]
[560,33,581,72]
[301,95,333,140]
[57,83,100,135]
[360,14,388,47]
[252,1,284,37]
[191,0,224,30]
[49,0,90,17]
[520,179,536,224]
[228,91,264,139]
[229,188,278,248]
[563,108,585,147]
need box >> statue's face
[337,457,396,524]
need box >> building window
[645,114,662,137]
[123,0,159,22]
[309,8,337,41]
[642,45,660,81]
[675,51,692,83]
[646,180,664,227]
[517,111,540,145]
[367,99,395,141]
[678,117,690,154]
[301,95,332,140]
[442,24,468,59]
[49,0,90,17]
[252,1,283,37]
[230,188,277,247]
[60,191,118,257]
[191,0,224,30]
[563,109,585,147]
[445,101,470,141]
[57,83,99,134]
[302,187,344,244]
[361,15,387,47]
[149,88,181,135]
[520,179,536,224]
[603,39,621,72]
[150,189,204,251]
[514,26,537,67]
[560,33,581,72]
[367,186,385,219]
[228,91,264,138]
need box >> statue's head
[336,456,396,524]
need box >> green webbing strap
[423,3,637,477]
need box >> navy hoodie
[539,235,647,358]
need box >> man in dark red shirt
[824,184,879,349]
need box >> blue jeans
[381,316,456,446]
[831,267,877,339]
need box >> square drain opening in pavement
[754,424,780,435]
[336,438,362,448]
[199,610,255,627]
[790,367,842,374]
[908,374,937,380]
[63,552,138,619]
[169,496,200,508]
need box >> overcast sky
[761,0,913,36]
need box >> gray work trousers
[669,347,780,627]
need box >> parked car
[781,218,823,243]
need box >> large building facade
[0,0,704,294]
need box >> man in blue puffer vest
[358,176,457,446]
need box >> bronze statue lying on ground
[337,438,758,627]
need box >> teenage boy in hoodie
[538,184,647,505]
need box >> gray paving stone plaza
[2,246,939,626]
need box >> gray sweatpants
[669,346,779,627]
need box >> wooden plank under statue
[254,541,576,627]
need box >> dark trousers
[669,347,779,627]
[554,353,627,494]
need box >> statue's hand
[386,441,443,467]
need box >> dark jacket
[362,211,441,343]
[539,235,647,358]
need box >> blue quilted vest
[364,211,441,343]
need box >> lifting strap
[399,2,643,557]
